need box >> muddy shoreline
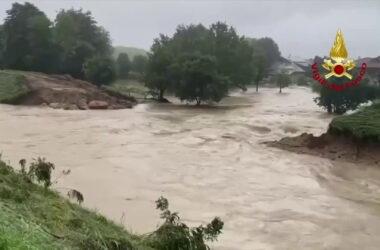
[266,131,380,166]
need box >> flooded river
[2,87,380,250]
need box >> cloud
[0,0,379,58]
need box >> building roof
[356,56,380,69]
[269,56,305,75]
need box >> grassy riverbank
[329,101,380,142]
[0,71,30,104]
[267,100,380,165]
[0,157,223,250]
[0,159,151,250]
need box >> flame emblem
[323,29,355,79]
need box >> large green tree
[314,77,380,114]
[83,56,116,86]
[174,54,229,105]
[3,2,59,72]
[145,34,174,101]
[311,62,380,114]
[146,22,256,104]
[246,37,281,92]
[54,9,112,78]
[210,22,254,90]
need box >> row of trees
[0,3,281,100]
[145,22,280,104]
[0,2,148,85]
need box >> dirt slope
[16,71,136,110]
[266,132,380,165]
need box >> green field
[329,101,380,142]
[0,71,30,104]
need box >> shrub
[147,196,224,250]
[83,56,116,86]
[28,157,55,188]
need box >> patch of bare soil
[17,71,136,110]
[265,132,380,165]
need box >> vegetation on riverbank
[0,157,223,250]
[0,71,30,104]
[102,79,148,100]
[329,100,380,142]
[267,100,380,165]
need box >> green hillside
[113,46,148,59]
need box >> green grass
[0,159,153,250]
[103,79,149,100]
[329,100,380,142]
[0,71,30,104]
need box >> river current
[1,87,380,250]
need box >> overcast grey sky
[0,0,379,59]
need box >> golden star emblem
[322,29,355,79]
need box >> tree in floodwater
[146,22,255,104]
[246,37,281,92]
[276,72,291,93]
[145,34,174,101]
[173,54,230,105]
[313,76,380,114]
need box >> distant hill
[113,46,148,59]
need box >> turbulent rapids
[1,87,380,250]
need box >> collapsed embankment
[266,102,380,165]
[0,70,136,110]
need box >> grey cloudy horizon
[0,0,379,59]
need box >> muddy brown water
[2,87,380,250]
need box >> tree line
[0,2,280,96]
[145,23,280,104]
[0,2,147,85]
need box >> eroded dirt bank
[266,131,380,166]
[16,71,136,109]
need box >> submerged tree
[246,37,281,92]
[173,54,230,105]
[146,22,258,104]
[145,34,174,101]
[276,72,291,93]
[314,77,380,114]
